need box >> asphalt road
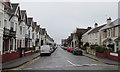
[21,47,118,70]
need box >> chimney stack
[107,17,112,24]
[94,23,98,28]
[87,27,92,30]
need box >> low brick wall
[96,50,120,62]
[2,52,20,63]
[0,54,2,63]
[35,50,41,53]
[25,51,33,56]
[119,52,120,62]
[108,55,119,61]
[96,52,106,58]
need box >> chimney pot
[94,23,98,28]
[107,17,112,24]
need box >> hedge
[95,46,106,53]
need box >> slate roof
[46,33,54,42]
[4,1,12,9]
[100,18,120,30]
[114,37,120,42]
[76,27,91,35]
[8,3,19,14]
[82,28,93,36]
[88,24,106,34]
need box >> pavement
[1,52,40,70]
[83,53,119,65]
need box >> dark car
[61,46,68,50]
[72,48,83,55]
[70,48,74,53]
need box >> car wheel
[40,53,43,56]
[73,52,76,55]
[49,53,51,56]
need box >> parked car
[67,47,74,52]
[67,47,71,52]
[72,48,83,55]
[70,48,74,53]
[40,45,52,56]
[61,46,67,50]
[50,46,55,53]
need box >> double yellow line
[2,57,40,72]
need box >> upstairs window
[20,26,22,34]
[4,20,7,28]
[0,13,2,27]
[23,27,25,35]
[0,21,1,27]
[11,22,14,31]
[32,33,34,39]
[15,23,17,31]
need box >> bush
[95,46,106,53]
[90,45,98,50]
[81,46,87,50]
[24,49,30,52]
[84,42,89,47]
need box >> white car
[40,45,52,56]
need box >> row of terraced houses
[0,0,55,63]
[62,18,120,53]
[62,17,120,61]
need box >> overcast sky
[10,0,118,44]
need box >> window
[23,40,25,47]
[23,27,25,34]
[96,33,98,38]
[32,33,34,39]
[108,30,110,37]
[4,20,7,28]
[10,38,13,50]
[113,28,115,37]
[29,30,30,37]
[15,23,17,31]
[0,37,1,51]
[0,13,2,27]
[0,21,1,27]
[20,26,22,34]
[11,22,14,30]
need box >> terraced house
[35,25,40,51]
[20,10,28,50]
[0,0,54,63]
[27,17,33,49]
[8,3,21,53]
[32,22,37,51]
[0,0,4,55]
[87,23,106,45]
[100,18,120,52]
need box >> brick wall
[96,50,120,62]
[2,52,20,63]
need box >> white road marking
[25,68,33,70]
[67,60,102,67]
[23,64,111,70]
[67,60,77,66]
